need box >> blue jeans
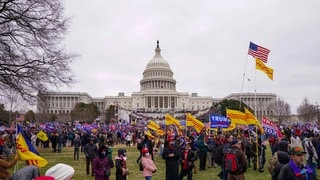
[145,176,152,180]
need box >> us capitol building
[37,41,277,121]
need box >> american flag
[16,114,25,122]
[248,42,270,63]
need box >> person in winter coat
[84,138,98,176]
[141,147,157,180]
[271,139,290,180]
[277,146,316,180]
[290,133,302,148]
[223,140,247,180]
[179,142,197,180]
[196,132,208,171]
[93,146,111,180]
[303,133,318,178]
[115,149,129,180]
[137,135,154,163]
[73,134,81,160]
[162,139,180,180]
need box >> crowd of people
[0,121,319,180]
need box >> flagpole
[14,122,18,173]
[239,54,250,110]
[256,126,259,170]
[253,60,258,115]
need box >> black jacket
[272,151,290,180]
[277,163,316,180]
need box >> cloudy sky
[60,0,320,114]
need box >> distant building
[224,92,277,117]
[37,41,277,121]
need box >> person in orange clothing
[141,147,157,180]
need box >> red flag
[262,116,283,138]
[248,42,270,63]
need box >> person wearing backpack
[223,140,247,180]
[269,139,290,180]
[221,134,235,180]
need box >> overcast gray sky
[60,0,320,114]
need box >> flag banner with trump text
[16,124,48,167]
[209,114,230,128]
[262,116,282,138]
[211,122,236,132]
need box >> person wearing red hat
[141,147,157,180]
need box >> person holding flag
[0,153,40,180]
[16,124,48,168]
[0,123,43,180]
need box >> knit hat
[45,163,75,180]
[278,140,289,152]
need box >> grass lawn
[9,144,319,180]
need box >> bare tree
[0,0,76,103]
[0,91,30,123]
[267,97,291,124]
[297,97,317,122]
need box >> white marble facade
[37,41,276,120]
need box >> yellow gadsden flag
[36,130,48,142]
[186,113,205,133]
[256,58,274,80]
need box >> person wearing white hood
[43,163,75,180]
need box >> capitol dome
[140,41,177,92]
